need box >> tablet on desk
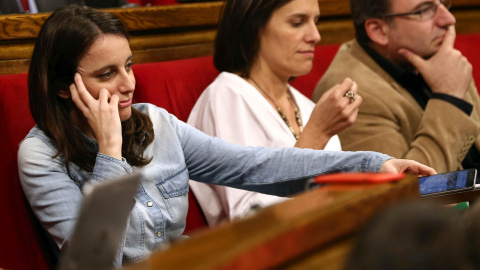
[420,169,477,197]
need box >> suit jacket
[313,39,480,173]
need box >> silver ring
[344,90,356,103]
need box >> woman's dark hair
[350,0,392,42]
[28,4,154,176]
[214,0,293,77]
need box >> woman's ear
[58,89,71,99]
[365,18,390,46]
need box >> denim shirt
[18,103,392,266]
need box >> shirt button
[156,231,162,237]
[469,136,476,143]
[147,201,153,207]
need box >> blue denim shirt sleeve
[18,104,393,268]
[92,153,134,181]
[169,113,392,196]
[18,132,133,267]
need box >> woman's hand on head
[70,73,123,160]
[295,78,362,149]
[380,159,437,177]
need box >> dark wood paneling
[2,0,479,40]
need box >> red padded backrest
[132,56,219,122]
[455,33,480,89]
[0,73,50,270]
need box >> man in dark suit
[313,0,480,173]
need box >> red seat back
[132,56,219,122]
[0,73,50,270]
[455,33,480,89]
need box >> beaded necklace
[250,78,303,140]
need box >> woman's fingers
[309,77,362,138]
[98,88,119,121]
[405,162,437,176]
[73,73,96,106]
[331,80,362,118]
[109,94,119,106]
[98,87,111,106]
[72,73,119,110]
[66,73,123,160]
[69,81,89,114]
[329,78,359,108]
[381,159,437,176]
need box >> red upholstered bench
[0,73,50,270]
[455,33,480,85]
[0,33,479,269]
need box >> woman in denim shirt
[17,4,435,267]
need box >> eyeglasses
[381,0,452,20]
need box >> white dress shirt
[188,72,341,226]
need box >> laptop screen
[57,173,141,270]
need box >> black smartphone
[419,168,477,197]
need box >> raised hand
[398,25,472,99]
[69,73,123,160]
[296,78,362,149]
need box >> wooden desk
[422,187,480,205]
[124,175,420,270]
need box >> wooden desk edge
[124,175,419,270]
[421,187,480,204]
